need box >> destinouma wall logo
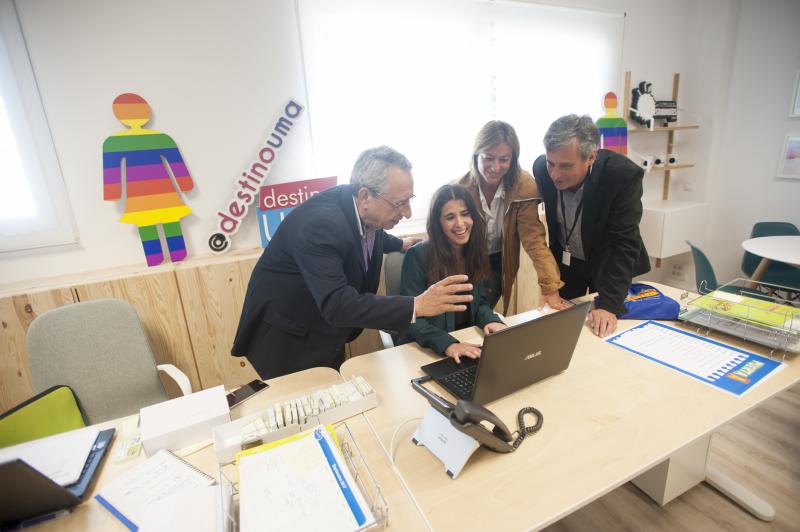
[208,99,304,253]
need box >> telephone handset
[452,399,515,453]
[411,376,542,454]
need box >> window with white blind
[0,0,77,252]
[296,0,624,229]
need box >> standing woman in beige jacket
[457,120,569,313]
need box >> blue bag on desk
[596,283,680,320]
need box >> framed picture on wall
[791,71,800,117]
[777,135,800,179]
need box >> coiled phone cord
[512,406,544,451]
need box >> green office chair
[378,251,405,349]
[0,385,87,448]
[741,222,800,290]
[686,241,720,293]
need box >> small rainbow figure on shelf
[596,91,628,155]
[103,93,194,266]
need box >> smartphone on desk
[227,379,269,408]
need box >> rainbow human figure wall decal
[596,92,628,155]
[103,93,194,266]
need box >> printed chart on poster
[606,321,782,396]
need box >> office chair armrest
[157,364,192,396]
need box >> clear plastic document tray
[217,421,388,531]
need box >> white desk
[741,235,800,281]
[29,283,799,531]
[40,367,427,531]
[340,283,800,530]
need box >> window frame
[0,0,78,253]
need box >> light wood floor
[545,383,800,532]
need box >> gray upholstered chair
[379,251,406,349]
[26,299,191,424]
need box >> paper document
[237,425,375,532]
[95,449,215,531]
[0,426,99,486]
[138,484,231,532]
[607,321,782,395]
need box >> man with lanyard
[532,114,650,337]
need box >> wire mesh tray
[679,278,800,356]
[217,421,388,531]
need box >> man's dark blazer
[231,184,414,379]
[532,149,650,315]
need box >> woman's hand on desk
[483,322,507,335]
[445,342,482,364]
[541,291,573,310]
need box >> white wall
[704,0,800,284]
[1,0,312,285]
[2,0,795,289]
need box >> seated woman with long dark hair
[400,184,507,363]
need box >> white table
[340,283,799,529]
[741,235,800,281]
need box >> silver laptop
[420,302,590,405]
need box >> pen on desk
[16,509,71,529]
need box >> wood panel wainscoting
[0,250,266,412]
[0,288,77,411]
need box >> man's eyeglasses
[370,190,415,209]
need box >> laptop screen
[422,301,590,405]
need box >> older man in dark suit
[532,115,651,337]
[232,146,473,378]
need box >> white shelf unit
[624,71,704,264]
[640,200,708,259]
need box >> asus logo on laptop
[524,350,543,361]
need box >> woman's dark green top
[398,241,503,355]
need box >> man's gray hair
[543,114,601,160]
[350,146,412,192]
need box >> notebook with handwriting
[95,449,215,531]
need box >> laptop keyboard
[439,364,478,400]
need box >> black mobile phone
[226,379,269,408]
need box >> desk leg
[633,434,710,505]
[705,465,775,522]
[632,434,775,522]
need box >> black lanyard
[559,189,584,252]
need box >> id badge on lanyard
[560,189,583,267]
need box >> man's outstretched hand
[415,275,473,317]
